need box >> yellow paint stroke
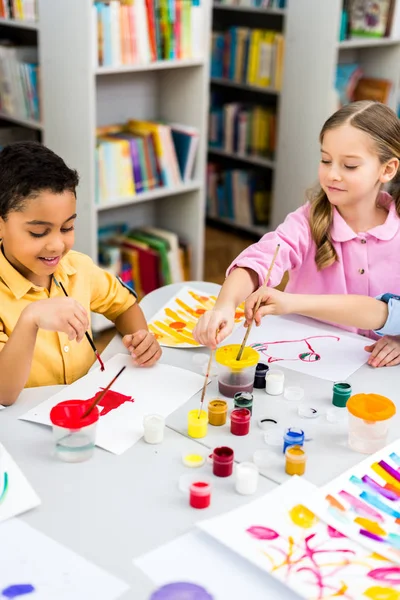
[371,463,400,490]
[364,587,400,600]
[289,505,317,529]
[355,517,387,537]
[333,583,348,596]
[149,321,198,345]
[370,553,390,562]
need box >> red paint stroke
[252,335,339,364]
[368,566,400,585]
[246,526,279,540]
[194,308,206,315]
[327,525,346,539]
[169,321,186,330]
[87,389,134,417]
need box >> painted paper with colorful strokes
[309,439,400,566]
[148,286,245,347]
[198,477,400,600]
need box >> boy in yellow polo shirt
[0,141,161,405]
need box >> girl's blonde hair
[308,101,400,270]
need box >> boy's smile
[0,190,76,288]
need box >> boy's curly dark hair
[0,141,79,220]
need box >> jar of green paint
[332,382,352,407]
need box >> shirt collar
[0,245,76,300]
[330,193,400,242]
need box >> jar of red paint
[189,481,211,509]
[212,446,234,477]
[230,408,251,436]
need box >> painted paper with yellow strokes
[148,286,245,348]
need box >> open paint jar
[347,393,396,454]
[285,445,307,476]
[49,400,99,463]
[150,582,214,600]
[215,344,259,398]
[213,446,234,477]
[207,399,228,426]
[187,409,208,439]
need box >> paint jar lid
[208,399,228,414]
[178,473,211,495]
[285,445,306,462]
[182,451,206,468]
[347,393,396,421]
[284,386,304,402]
[50,400,99,429]
[298,404,320,419]
[149,582,214,600]
[215,344,259,371]
[283,427,304,442]
[258,416,279,430]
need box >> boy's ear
[381,157,400,183]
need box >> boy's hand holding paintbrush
[123,329,162,367]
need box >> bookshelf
[35,0,211,331]
[207,0,400,236]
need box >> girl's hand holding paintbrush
[23,297,89,341]
[244,287,291,327]
[122,329,162,367]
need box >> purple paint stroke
[379,460,400,484]
[361,475,399,502]
[368,566,400,585]
[359,529,386,543]
[246,526,279,540]
[1,585,35,598]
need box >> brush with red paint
[53,277,105,372]
[81,365,126,419]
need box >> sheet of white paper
[0,518,129,600]
[197,477,400,599]
[134,530,297,600]
[19,354,204,455]
[0,443,40,523]
[223,314,369,381]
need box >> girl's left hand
[364,335,400,368]
[123,330,162,367]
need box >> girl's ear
[381,157,400,183]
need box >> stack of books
[207,163,271,227]
[211,27,284,90]
[0,0,37,20]
[209,100,276,160]
[96,120,199,204]
[93,0,203,67]
[0,44,40,122]
[336,63,392,106]
[98,223,192,297]
[214,0,285,8]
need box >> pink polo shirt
[227,192,400,338]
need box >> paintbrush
[236,243,280,361]
[198,350,213,418]
[81,365,126,419]
[53,276,105,372]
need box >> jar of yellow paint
[208,399,228,426]
[187,409,208,438]
[285,445,307,476]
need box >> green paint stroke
[0,472,9,504]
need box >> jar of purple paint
[149,582,214,599]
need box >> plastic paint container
[215,344,259,397]
[149,582,214,600]
[347,393,396,454]
[143,414,165,444]
[254,362,269,389]
[265,370,285,395]
[187,409,208,439]
[212,446,234,477]
[207,399,228,426]
[283,427,304,453]
[189,480,211,509]
[285,445,307,476]
[182,452,206,468]
[235,462,259,495]
[332,382,352,407]
[49,400,99,463]
[230,408,251,436]
[233,391,253,414]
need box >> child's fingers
[131,332,155,358]
[368,342,391,367]
[136,344,162,367]
[378,348,400,367]
[385,354,400,367]
[122,334,133,349]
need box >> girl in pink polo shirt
[194,100,400,367]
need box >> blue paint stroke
[388,533,400,549]
[390,452,400,466]
[1,584,35,598]
[327,505,350,524]
[349,475,399,502]
[360,491,400,519]
[0,471,8,504]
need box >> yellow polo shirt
[0,249,136,387]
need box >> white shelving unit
[35,0,211,330]
[272,0,400,228]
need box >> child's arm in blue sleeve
[374,293,400,336]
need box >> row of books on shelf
[341,0,400,40]
[94,0,202,67]
[211,27,284,90]
[214,0,285,7]
[0,43,40,122]
[207,163,270,227]
[0,0,37,21]
[98,223,191,298]
[96,119,199,204]
[335,63,392,106]
[209,100,276,159]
